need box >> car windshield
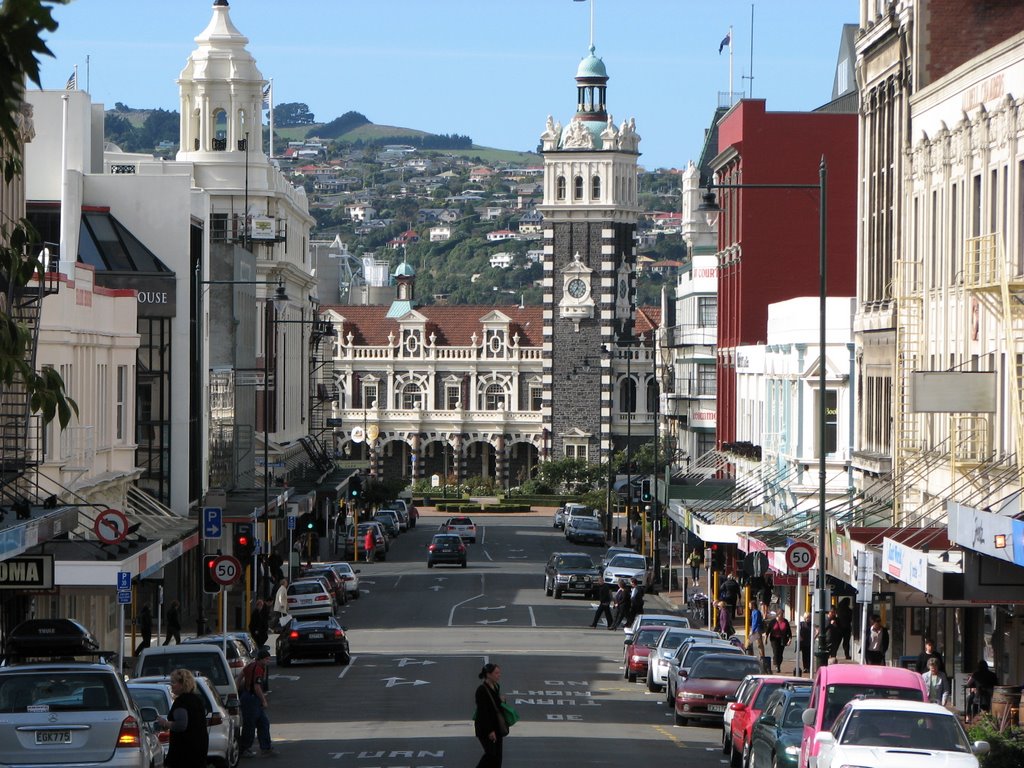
[782,696,810,727]
[0,672,125,712]
[331,563,353,574]
[839,710,970,751]
[608,554,646,569]
[691,657,762,680]
[634,628,667,646]
[683,645,739,666]
[658,632,690,651]
[138,654,230,686]
[289,582,326,595]
[574,518,601,530]
[822,685,925,730]
[128,687,169,714]
[451,518,473,525]
[557,555,595,569]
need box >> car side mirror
[354,569,361,574]
[732,702,747,712]
[725,694,736,702]
[801,708,816,727]
[208,712,223,726]
[138,706,159,724]
[813,732,835,748]
[972,741,990,755]
[759,714,776,726]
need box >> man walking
[249,599,270,649]
[609,579,629,630]
[864,614,890,665]
[628,577,645,625]
[134,604,153,656]
[590,581,613,628]
[239,649,277,758]
[163,599,181,645]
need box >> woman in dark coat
[157,668,209,768]
[474,663,506,768]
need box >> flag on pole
[65,71,77,91]
[262,82,272,110]
[718,32,731,54]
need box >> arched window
[574,176,584,200]
[619,377,636,414]
[212,109,227,151]
[400,382,423,409]
[591,175,601,200]
[556,176,566,200]
[483,383,507,411]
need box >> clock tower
[539,44,640,465]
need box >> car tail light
[229,658,244,669]
[428,544,437,552]
[287,597,298,604]
[289,630,299,639]
[458,545,466,553]
[209,712,223,726]
[334,629,344,638]
[117,716,142,748]
[157,730,170,745]
[314,594,329,601]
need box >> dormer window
[574,176,584,200]
[591,175,601,200]
[556,176,566,200]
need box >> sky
[37,0,858,170]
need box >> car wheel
[461,560,467,568]
[730,739,742,768]
[666,686,674,706]
[336,652,351,665]
[228,733,241,768]
[278,654,290,667]
[627,671,637,683]
[742,741,753,768]
[210,758,228,768]
[427,561,434,568]
[554,588,563,599]
[770,753,780,768]
[721,727,730,754]
[647,675,661,693]
[544,578,553,597]
[675,711,687,726]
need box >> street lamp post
[697,156,830,671]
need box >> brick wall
[922,1,1024,86]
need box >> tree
[0,0,76,428]
[273,101,315,127]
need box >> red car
[675,653,763,726]
[726,674,804,768]
[624,625,668,683]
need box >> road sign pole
[118,601,125,676]
[795,573,803,676]
[222,592,228,656]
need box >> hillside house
[429,225,452,242]
[489,251,515,269]
[486,229,519,242]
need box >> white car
[647,626,716,693]
[285,578,336,618]
[602,552,653,588]
[129,675,239,768]
[325,561,361,599]
[440,516,477,542]
[814,699,988,768]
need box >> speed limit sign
[785,541,816,573]
[210,555,242,586]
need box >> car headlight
[784,746,800,756]
[630,655,646,663]
[679,692,704,699]
[556,575,570,582]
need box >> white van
[134,643,239,706]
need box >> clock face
[567,278,588,299]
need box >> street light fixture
[696,156,830,673]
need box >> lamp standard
[697,157,830,671]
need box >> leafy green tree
[0,0,76,427]
[273,102,315,127]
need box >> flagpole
[589,0,594,48]
[73,65,78,92]
[86,55,90,93]
[268,79,274,160]
[59,94,71,277]
[728,26,734,103]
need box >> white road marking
[383,677,430,687]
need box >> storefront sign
[882,538,928,593]
[948,501,1016,562]
[0,555,54,589]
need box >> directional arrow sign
[383,677,430,688]
[395,658,436,667]
[428,585,444,592]
[476,618,509,625]
[477,605,507,611]
[202,507,223,540]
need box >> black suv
[543,552,600,599]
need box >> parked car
[134,643,239,707]
[602,552,653,589]
[623,612,693,644]
[283,578,336,619]
[674,653,763,726]
[798,663,928,768]
[129,674,239,768]
[647,626,716,693]
[565,516,606,546]
[427,533,467,568]
[300,566,349,605]
[324,561,360,600]
[339,522,387,561]
[553,502,588,529]
[380,501,409,531]
[276,616,350,666]
[813,699,987,768]
[181,635,253,673]
[373,510,401,538]
[383,499,414,529]
[600,545,636,568]
[748,684,810,768]
[624,624,671,683]
[665,639,745,706]
[726,674,805,768]
[439,516,477,542]
[544,552,600,599]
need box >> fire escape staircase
[893,249,925,524]
[303,320,337,474]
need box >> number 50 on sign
[785,542,816,573]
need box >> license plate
[308,633,324,639]
[35,730,71,744]
[708,705,726,713]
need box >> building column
[456,434,465,487]
[496,434,507,490]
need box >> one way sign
[203,507,223,540]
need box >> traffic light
[203,555,220,594]
[349,475,363,500]
[298,512,315,532]
[641,478,652,502]
[234,523,254,561]
[710,543,724,571]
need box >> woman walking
[157,669,209,768]
[474,663,507,768]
